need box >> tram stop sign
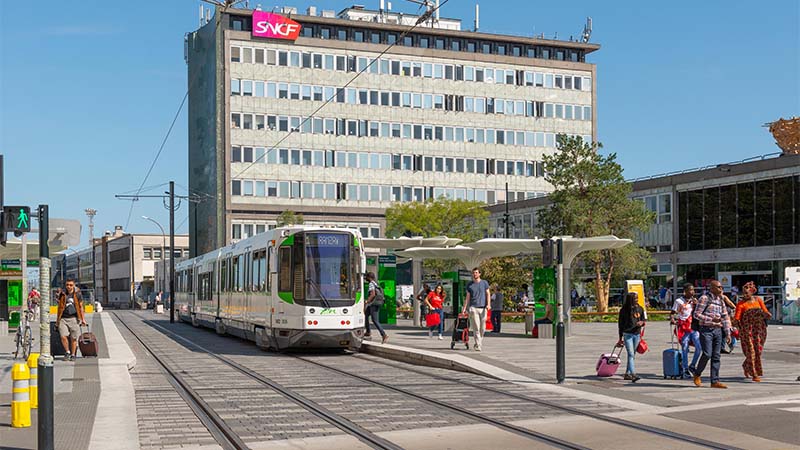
[3,206,31,235]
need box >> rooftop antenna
[198,3,204,27]
[85,208,97,244]
[474,3,479,32]
[406,0,437,27]
[581,17,592,43]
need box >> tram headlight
[343,308,348,314]
[309,308,315,314]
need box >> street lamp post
[142,216,166,295]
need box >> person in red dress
[734,281,771,382]
[425,285,446,339]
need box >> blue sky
[1,1,797,246]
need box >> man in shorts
[57,278,87,361]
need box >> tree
[537,135,655,312]
[385,197,489,275]
[276,210,304,227]
[479,256,539,310]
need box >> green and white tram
[175,226,366,350]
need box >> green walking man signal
[2,206,32,234]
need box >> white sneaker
[428,330,432,338]
[438,334,443,340]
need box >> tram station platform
[363,319,800,446]
[1,312,798,449]
[0,312,138,450]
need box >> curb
[361,341,507,380]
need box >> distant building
[186,4,599,256]
[54,226,189,307]
[487,152,800,296]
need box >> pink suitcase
[596,345,623,377]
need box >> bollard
[28,353,40,409]
[12,363,31,427]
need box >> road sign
[3,206,31,233]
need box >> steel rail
[353,354,744,450]
[114,312,248,450]
[294,355,590,450]
[132,313,404,450]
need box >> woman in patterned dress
[734,281,772,382]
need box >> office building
[186,4,599,255]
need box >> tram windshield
[304,232,355,302]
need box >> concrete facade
[54,227,190,307]
[187,5,599,256]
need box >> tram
[174,226,366,350]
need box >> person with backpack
[364,272,388,344]
[57,278,87,361]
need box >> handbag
[425,312,441,327]
[636,328,648,354]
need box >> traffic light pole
[555,238,566,384]
[169,181,175,324]
[37,205,54,450]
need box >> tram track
[115,312,248,450]
[115,311,739,450]
[120,312,596,449]
[310,354,744,450]
[114,311,404,450]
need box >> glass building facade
[677,175,800,251]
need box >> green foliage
[276,210,304,227]
[538,135,655,311]
[479,256,538,309]
[385,197,490,275]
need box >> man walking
[57,278,87,361]
[462,268,490,351]
[490,284,504,333]
[692,279,732,388]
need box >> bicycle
[14,309,35,360]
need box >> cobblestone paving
[125,312,635,442]
[116,313,345,447]
[118,316,222,450]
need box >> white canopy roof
[394,236,632,268]
[363,236,462,250]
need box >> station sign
[251,11,301,41]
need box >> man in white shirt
[670,283,702,378]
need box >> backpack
[371,282,385,306]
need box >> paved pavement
[0,312,139,450]
[364,318,800,447]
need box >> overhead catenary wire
[232,0,451,179]
[122,1,242,230]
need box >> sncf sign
[252,11,301,40]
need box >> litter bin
[524,311,534,334]
[9,311,20,329]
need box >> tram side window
[232,255,244,292]
[187,269,193,293]
[278,247,292,291]
[252,249,268,292]
[220,259,228,292]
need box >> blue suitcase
[663,325,682,379]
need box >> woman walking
[734,281,771,382]
[617,292,646,383]
[425,284,446,339]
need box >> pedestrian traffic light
[3,206,31,234]
[541,238,554,267]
